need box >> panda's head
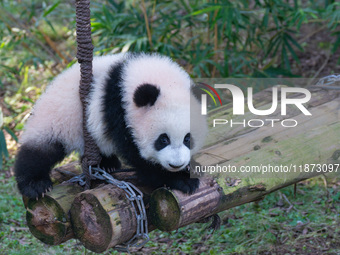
[122,54,206,172]
[131,83,203,172]
[86,54,206,168]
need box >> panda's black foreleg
[99,154,122,173]
[137,168,200,194]
[14,141,66,199]
[163,172,200,194]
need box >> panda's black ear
[133,84,160,107]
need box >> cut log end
[26,196,69,245]
[149,188,181,231]
[149,178,221,231]
[71,191,112,253]
[70,184,137,253]
[26,183,82,245]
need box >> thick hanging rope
[75,0,101,189]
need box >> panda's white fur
[15,53,206,198]
[21,54,127,154]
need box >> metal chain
[67,167,149,252]
[314,74,340,89]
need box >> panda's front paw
[167,178,200,194]
[99,154,122,173]
[16,176,53,199]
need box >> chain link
[315,74,340,89]
[67,166,149,252]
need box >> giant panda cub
[14,53,206,199]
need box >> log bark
[70,184,138,253]
[25,183,83,245]
[68,172,155,253]
[50,162,82,184]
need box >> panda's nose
[169,163,184,169]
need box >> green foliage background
[1,0,340,84]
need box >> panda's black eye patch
[184,133,191,149]
[154,133,170,151]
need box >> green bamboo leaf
[0,130,8,160]
[3,126,18,142]
[0,107,3,128]
[262,8,269,27]
[0,152,2,170]
[91,22,106,29]
[188,6,221,17]
[282,45,290,71]
[294,0,298,9]
[285,33,303,51]
[43,18,56,34]
[273,14,279,28]
[201,63,211,76]
[332,35,340,53]
[284,37,300,64]
[0,64,18,73]
[266,34,281,58]
[262,57,277,71]
[225,7,233,37]
[193,65,201,77]
[178,0,191,13]
[271,37,283,58]
[43,1,60,17]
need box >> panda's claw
[166,177,200,194]
[102,167,115,173]
[17,176,53,199]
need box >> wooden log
[149,87,340,231]
[149,171,323,231]
[24,163,84,245]
[50,162,82,184]
[25,183,83,245]
[26,164,153,248]
[70,184,153,253]
[149,178,220,231]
